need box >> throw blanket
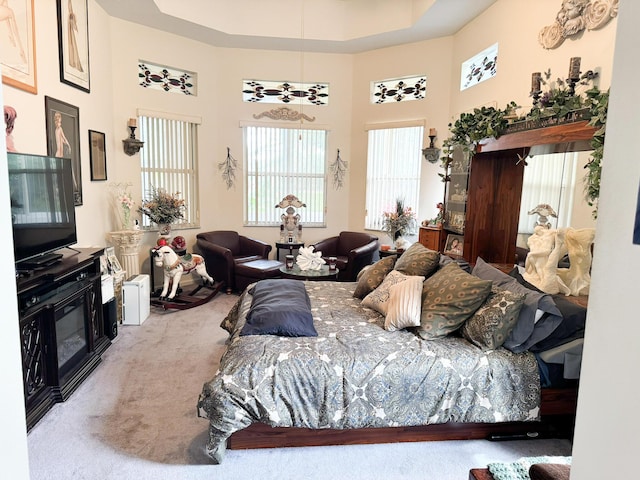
[488,456,571,480]
[198,282,540,463]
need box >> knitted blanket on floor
[488,456,571,480]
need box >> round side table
[279,264,339,281]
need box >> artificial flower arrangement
[110,182,136,230]
[118,190,135,230]
[382,198,416,240]
[138,186,186,226]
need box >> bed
[197,247,581,464]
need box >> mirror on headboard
[516,149,597,249]
[462,121,597,265]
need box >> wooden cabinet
[418,226,446,252]
[443,146,471,234]
[461,121,596,264]
[16,248,110,430]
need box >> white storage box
[101,274,115,304]
[122,274,151,325]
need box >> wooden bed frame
[227,386,578,450]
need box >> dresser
[418,225,446,252]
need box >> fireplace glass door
[54,289,89,380]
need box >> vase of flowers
[110,183,136,231]
[138,186,186,234]
[382,198,416,244]
[118,191,135,230]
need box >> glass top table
[279,264,339,281]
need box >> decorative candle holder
[122,123,144,156]
[567,57,581,96]
[422,132,440,164]
[328,257,337,271]
[285,255,295,269]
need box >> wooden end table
[275,241,305,261]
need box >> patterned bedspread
[197,282,540,463]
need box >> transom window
[244,125,327,226]
[365,125,423,231]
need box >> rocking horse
[150,245,222,310]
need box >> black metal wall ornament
[329,148,348,189]
[219,147,237,189]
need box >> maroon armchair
[196,231,272,292]
[311,231,378,281]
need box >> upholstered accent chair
[311,231,379,281]
[196,230,273,293]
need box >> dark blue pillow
[240,279,317,337]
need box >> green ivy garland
[441,75,608,218]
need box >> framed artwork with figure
[45,96,82,205]
[56,0,90,92]
[88,129,107,181]
[0,0,37,94]
[444,234,464,256]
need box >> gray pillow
[353,255,397,299]
[417,262,492,340]
[471,257,562,352]
[240,279,317,337]
[394,242,440,278]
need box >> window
[138,113,200,228]
[244,125,327,226]
[365,125,423,231]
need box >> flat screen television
[8,152,78,268]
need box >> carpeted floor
[27,291,572,480]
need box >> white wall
[571,0,640,477]
[3,1,115,250]
[0,0,631,476]
[450,0,616,119]
[0,78,30,479]
[350,35,455,233]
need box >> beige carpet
[27,290,572,480]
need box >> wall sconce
[422,128,440,163]
[122,118,144,156]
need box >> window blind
[365,126,423,231]
[139,115,199,228]
[244,126,327,226]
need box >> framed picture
[56,0,90,92]
[1,0,37,94]
[45,96,83,205]
[107,254,122,274]
[100,255,109,275]
[88,130,107,181]
[444,234,464,256]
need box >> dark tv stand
[18,252,64,269]
[16,247,111,431]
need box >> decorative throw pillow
[417,262,492,340]
[240,279,317,337]
[472,257,562,353]
[353,255,397,299]
[461,285,526,350]
[384,275,425,331]
[362,270,421,316]
[393,242,440,278]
